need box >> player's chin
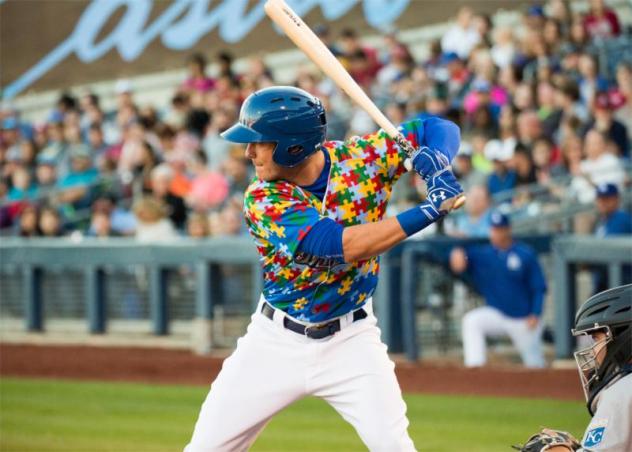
[255,167,277,182]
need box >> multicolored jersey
[244,120,424,323]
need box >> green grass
[0,377,587,452]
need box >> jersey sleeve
[244,180,322,261]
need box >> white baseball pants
[462,306,545,368]
[184,299,416,452]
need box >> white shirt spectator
[572,154,625,203]
[135,219,179,242]
[441,24,481,60]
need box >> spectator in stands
[584,92,630,157]
[17,204,40,237]
[580,129,625,192]
[441,52,471,106]
[448,184,492,238]
[56,144,98,209]
[88,210,118,238]
[38,206,63,237]
[594,183,632,237]
[592,183,632,293]
[203,107,235,171]
[548,0,572,36]
[512,145,537,187]
[452,143,487,192]
[213,202,244,236]
[149,164,187,230]
[577,54,608,107]
[485,139,517,198]
[216,51,237,82]
[223,146,251,198]
[339,28,381,83]
[532,137,559,184]
[131,140,160,194]
[543,18,563,55]
[441,6,481,60]
[132,196,178,242]
[450,212,547,368]
[537,81,558,137]
[516,110,542,151]
[182,53,215,94]
[583,0,621,40]
[491,27,516,70]
[34,155,58,199]
[612,63,632,142]
[187,212,212,238]
[187,151,229,211]
[569,16,590,51]
[87,123,110,169]
[7,166,37,202]
[91,195,136,236]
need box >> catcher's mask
[571,284,632,415]
[572,325,612,407]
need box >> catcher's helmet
[221,86,327,167]
[572,284,632,415]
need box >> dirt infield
[0,344,583,400]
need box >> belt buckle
[305,321,336,339]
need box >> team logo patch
[583,418,608,448]
[507,252,522,270]
[584,427,606,447]
[431,190,446,203]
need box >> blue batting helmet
[221,86,327,167]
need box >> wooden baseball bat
[264,0,465,210]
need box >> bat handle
[392,132,467,211]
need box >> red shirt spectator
[583,0,621,39]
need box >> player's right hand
[420,169,464,219]
[410,146,450,181]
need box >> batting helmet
[221,86,327,167]
[572,284,632,415]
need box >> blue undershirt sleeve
[295,218,345,264]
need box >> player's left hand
[512,428,581,452]
[410,146,450,181]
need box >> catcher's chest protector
[581,373,632,450]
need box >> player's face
[245,142,282,181]
[489,226,512,248]
[591,331,608,365]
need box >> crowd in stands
[0,0,630,241]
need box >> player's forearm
[342,217,407,262]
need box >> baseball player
[185,86,463,451]
[513,284,632,452]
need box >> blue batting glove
[420,169,464,219]
[411,146,450,181]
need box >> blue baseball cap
[528,5,545,17]
[440,52,460,65]
[490,211,511,228]
[596,183,619,198]
[1,117,18,130]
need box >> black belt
[261,302,368,339]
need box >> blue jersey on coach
[463,242,547,318]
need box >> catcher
[513,284,632,452]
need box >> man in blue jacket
[450,212,547,367]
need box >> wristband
[396,203,437,237]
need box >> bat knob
[452,194,467,210]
